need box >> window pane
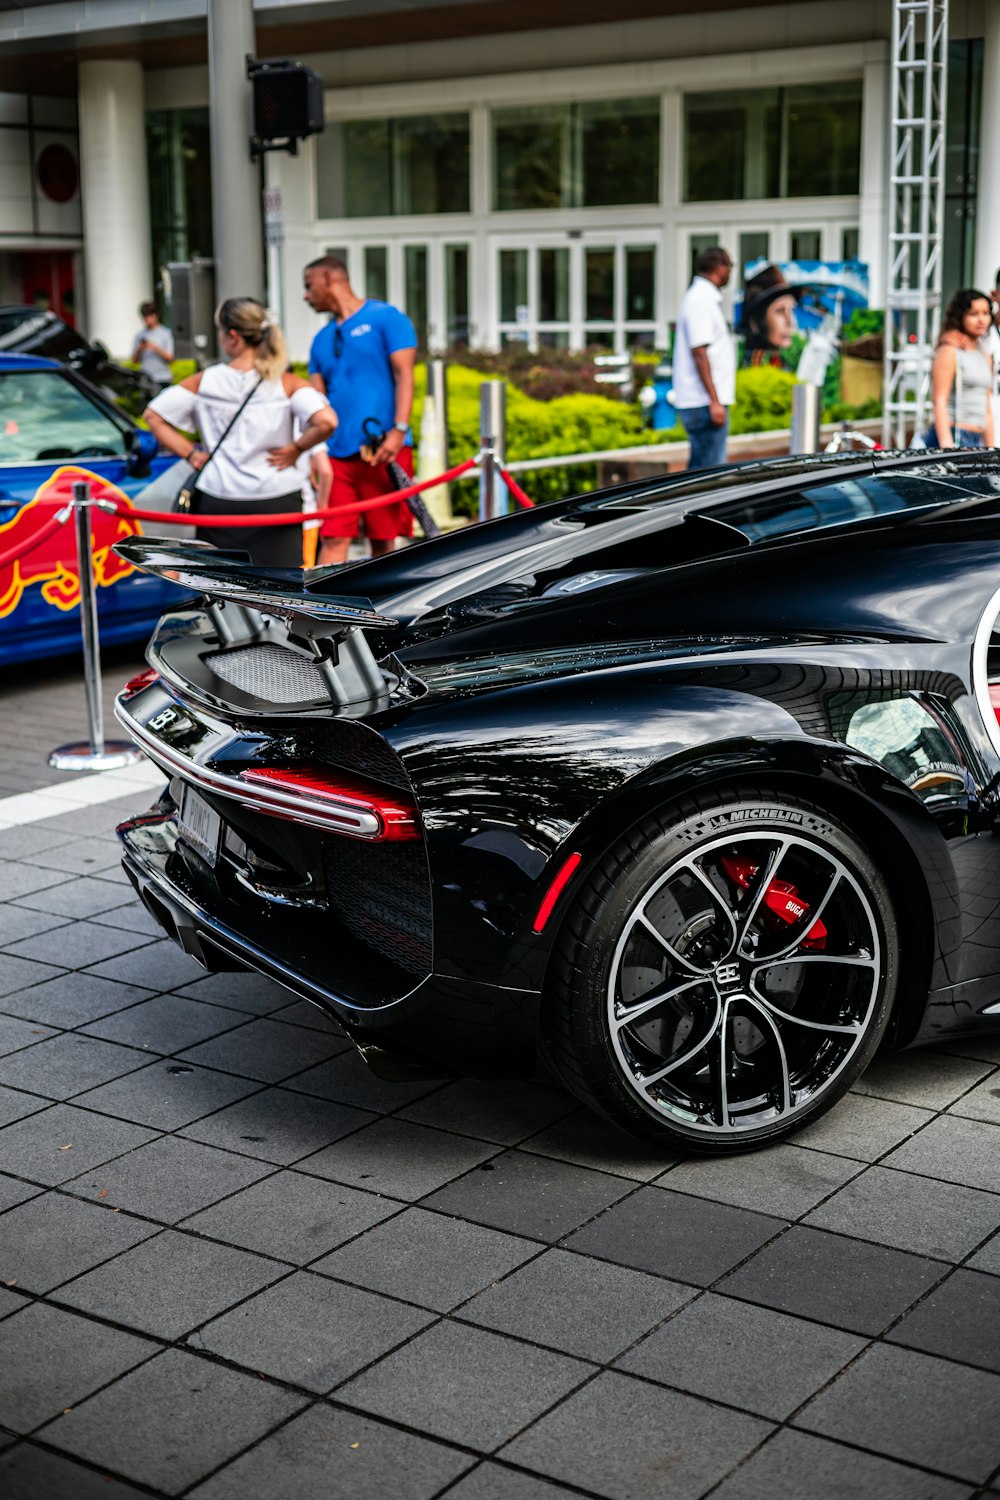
[738,232,770,284]
[0,371,124,462]
[500,248,528,324]
[539,247,570,323]
[626,246,655,320]
[688,233,720,281]
[580,97,659,206]
[317,114,469,217]
[841,226,860,261]
[539,330,571,349]
[445,243,469,345]
[586,248,615,321]
[784,81,862,196]
[364,246,388,301]
[494,105,569,210]
[319,120,391,217]
[584,327,614,348]
[627,329,656,349]
[790,230,822,261]
[404,245,428,348]
[684,96,749,201]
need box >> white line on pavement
[0,759,165,828]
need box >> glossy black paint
[116,450,1000,1077]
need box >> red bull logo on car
[0,466,143,620]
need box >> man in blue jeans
[673,247,735,470]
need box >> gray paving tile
[664,1143,861,1219]
[423,1149,632,1242]
[399,1078,576,1146]
[315,1206,539,1312]
[15,877,130,918]
[0,1033,148,1099]
[285,1051,442,1112]
[188,1404,473,1500]
[88,899,166,938]
[298,1117,498,1201]
[74,1058,262,1131]
[887,1269,1000,1373]
[0,1300,154,1432]
[81,993,252,1053]
[0,953,65,997]
[5,919,147,971]
[0,1174,42,1215]
[618,1293,865,1420]
[0,971,153,1027]
[709,1427,972,1500]
[795,1342,1000,1484]
[0,1084,48,1129]
[0,864,73,903]
[268,998,346,1032]
[178,1016,345,1083]
[0,1014,55,1058]
[883,1115,1000,1194]
[0,1285,28,1320]
[0,825,66,859]
[339,1320,591,1451]
[0,1442,151,1500]
[66,1134,272,1223]
[59,1228,288,1340]
[792,1092,933,1161]
[35,801,145,838]
[720,1225,946,1335]
[804,1164,1000,1261]
[969,1231,1000,1276]
[0,906,69,946]
[175,970,295,1014]
[443,1467,591,1500]
[948,1073,1000,1126]
[853,1050,995,1111]
[0,1104,157,1186]
[41,1347,305,1495]
[564,1186,785,1286]
[0,1191,158,1292]
[180,1085,373,1165]
[183,1169,401,1262]
[21,839,123,876]
[499,1370,771,1500]
[520,1108,678,1182]
[84,939,211,992]
[939,1035,1000,1064]
[190,1270,433,1391]
[461,1247,693,1361]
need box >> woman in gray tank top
[927,288,995,449]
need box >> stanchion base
[48,742,144,773]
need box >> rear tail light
[532,851,583,933]
[238,766,419,841]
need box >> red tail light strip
[533,851,583,934]
[239,767,418,841]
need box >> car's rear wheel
[544,789,897,1153]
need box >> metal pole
[479,380,508,521]
[207,0,264,305]
[790,383,821,454]
[48,481,143,772]
[429,358,449,464]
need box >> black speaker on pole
[247,56,324,157]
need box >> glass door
[494,234,659,351]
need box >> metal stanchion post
[479,380,508,521]
[49,480,144,772]
[790,382,822,454]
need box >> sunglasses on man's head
[334,326,344,357]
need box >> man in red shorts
[303,255,417,566]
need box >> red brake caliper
[720,855,827,949]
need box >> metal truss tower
[883,0,948,448]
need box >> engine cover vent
[205,644,327,704]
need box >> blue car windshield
[0,370,127,464]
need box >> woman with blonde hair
[143,297,336,567]
[926,288,995,450]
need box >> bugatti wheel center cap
[713,960,745,995]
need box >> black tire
[543,787,898,1153]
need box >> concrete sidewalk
[1,648,999,1498]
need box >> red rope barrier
[0,510,70,569]
[499,467,536,508]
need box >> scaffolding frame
[883,0,949,449]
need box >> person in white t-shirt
[672,247,736,470]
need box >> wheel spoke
[752,862,846,964]
[733,837,789,953]
[634,993,723,1089]
[714,996,733,1128]
[683,857,738,952]
[747,979,867,1035]
[742,994,792,1115]
[635,911,708,975]
[613,974,709,1033]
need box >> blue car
[0,353,182,667]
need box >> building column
[77,60,152,357]
[858,52,889,309]
[975,5,1000,290]
[208,0,264,304]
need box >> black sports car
[114,450,1000,1153]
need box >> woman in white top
[144,298,336,568]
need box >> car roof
[0,352,61,372]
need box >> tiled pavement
[2,653,1000,1497]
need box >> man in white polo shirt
[672,247,735,470]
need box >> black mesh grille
[205,644,327,705]
[323,838,432,977]
[316,721,413,791]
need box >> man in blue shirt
[304,255,417,564]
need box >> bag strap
[197,374,263,487]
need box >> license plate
[176,783,221,867]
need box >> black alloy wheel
[544,789,897,1152]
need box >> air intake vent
[205,644,327,704]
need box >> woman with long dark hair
[144,298,336,567]
[926,288,995,450]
